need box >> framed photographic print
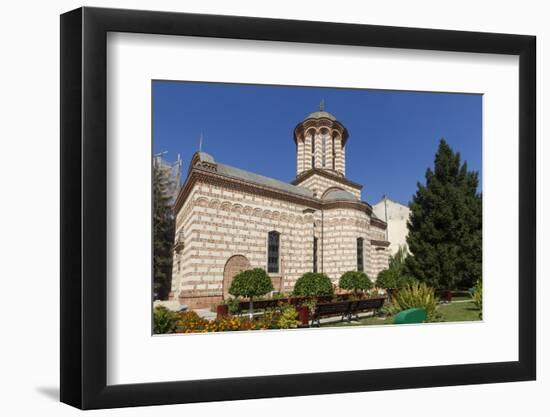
[60,6,536,410]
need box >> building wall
[372,198,411,255]
[322,207,388,281]
[172,181,314,308]
[295,173,361,199]
[172,180,388,308]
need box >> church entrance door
[223,255,251,300]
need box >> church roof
[293,101,349,146]
[305,99,337,121]
[194,152,315,198]
[322,188,357,201]
[195,151,215,163]
[305,110,337,121]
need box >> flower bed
[176,312,255,333]
[153,305,302,334]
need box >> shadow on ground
[36,386,59,401]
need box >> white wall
[373,198,411,254]
[0,0,546,416]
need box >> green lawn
[438,301,481,322]
[450,295,471,301]
[320,300,481,328]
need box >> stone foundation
[179,293,223,310]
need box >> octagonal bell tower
[293,100,349,177]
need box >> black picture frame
[60,6,536,410]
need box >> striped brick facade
[293,170,362,200]
[294,112,348,177]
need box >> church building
[170,105,390,308]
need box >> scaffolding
[153,152,182,204]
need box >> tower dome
[305,98,338,121]
[293,100,349,177]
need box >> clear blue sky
[152,81,482,206]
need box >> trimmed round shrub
[292,272,334,297]
[339,271,373,295]
[229,268,274,317]
[229,268,274,299]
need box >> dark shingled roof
[306,110,337,121]
[195,152,315,198]
[322,188,357,201]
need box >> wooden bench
[349,297,385,321]
[221,296,387,325]
[310,301,352,326]
[236,299,281,313]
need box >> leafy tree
[153,164,176,300]
[376,245,415,289]
[405,139,482,289]
[389,244,408,272]
[229,268,274,318]
[292,273,334,298]
[375,269,401,289]
[339,271,373,297]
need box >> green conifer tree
[153,164,175,300]
[405,139,482,289]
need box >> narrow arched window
[313,237,318,273]
[311,132,316,167]
[357,237,364,272]
[322,135,326,167]
[268,231,280,273]
[332,135,336,170]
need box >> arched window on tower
[332,133,337,171]
[311,131,316,168]
[322,134,326,167]
[267,231,280,273]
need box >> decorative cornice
[174,167,322,213]
[370,239,391,247]
[323,200,373,216]
[370,217,387,229]
[291,168,363,190]
[293,118,349,146]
